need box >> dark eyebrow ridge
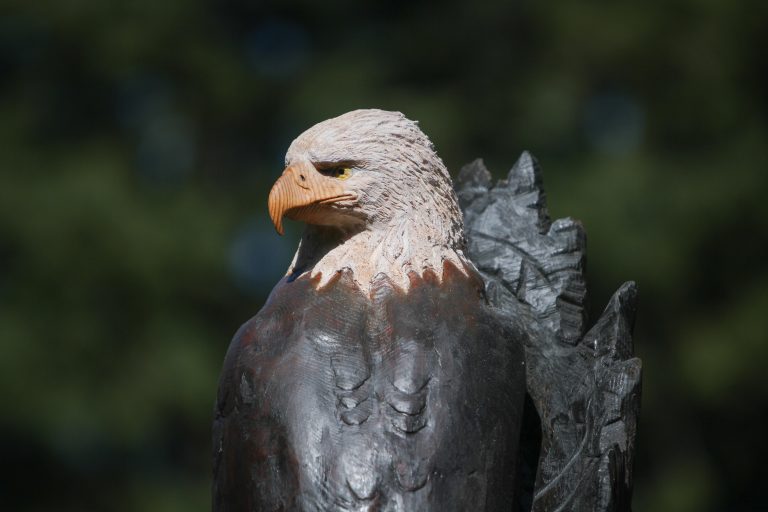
[313,160,362,170]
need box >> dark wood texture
[456,153,641,512]
[213,265,527,511]
[213,151,640,511]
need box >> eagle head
[268,109,471,291]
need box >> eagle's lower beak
[267,162,354,235]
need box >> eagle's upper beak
[267,161,355,235]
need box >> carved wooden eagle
[212,110,527,510]
[212,109,641,512]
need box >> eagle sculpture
[212,109,641,512]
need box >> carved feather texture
[282,109,472,292]
[456,154,640,512]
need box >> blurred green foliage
[1,0,766,510]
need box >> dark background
[1,1,766,510]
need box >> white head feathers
[281,109,472,292]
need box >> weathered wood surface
[213,265,527,511]
[456,153,641,512]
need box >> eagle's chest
[250,271,521,509]
[277,329,440,505]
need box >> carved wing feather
[456,153,641,512]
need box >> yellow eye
[335,168,352,180]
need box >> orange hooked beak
[267,162,355,235]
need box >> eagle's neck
[287,206,473,293]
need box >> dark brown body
[213,263,526,511]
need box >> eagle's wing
[212,292,305,512]
[456,153,641,512]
